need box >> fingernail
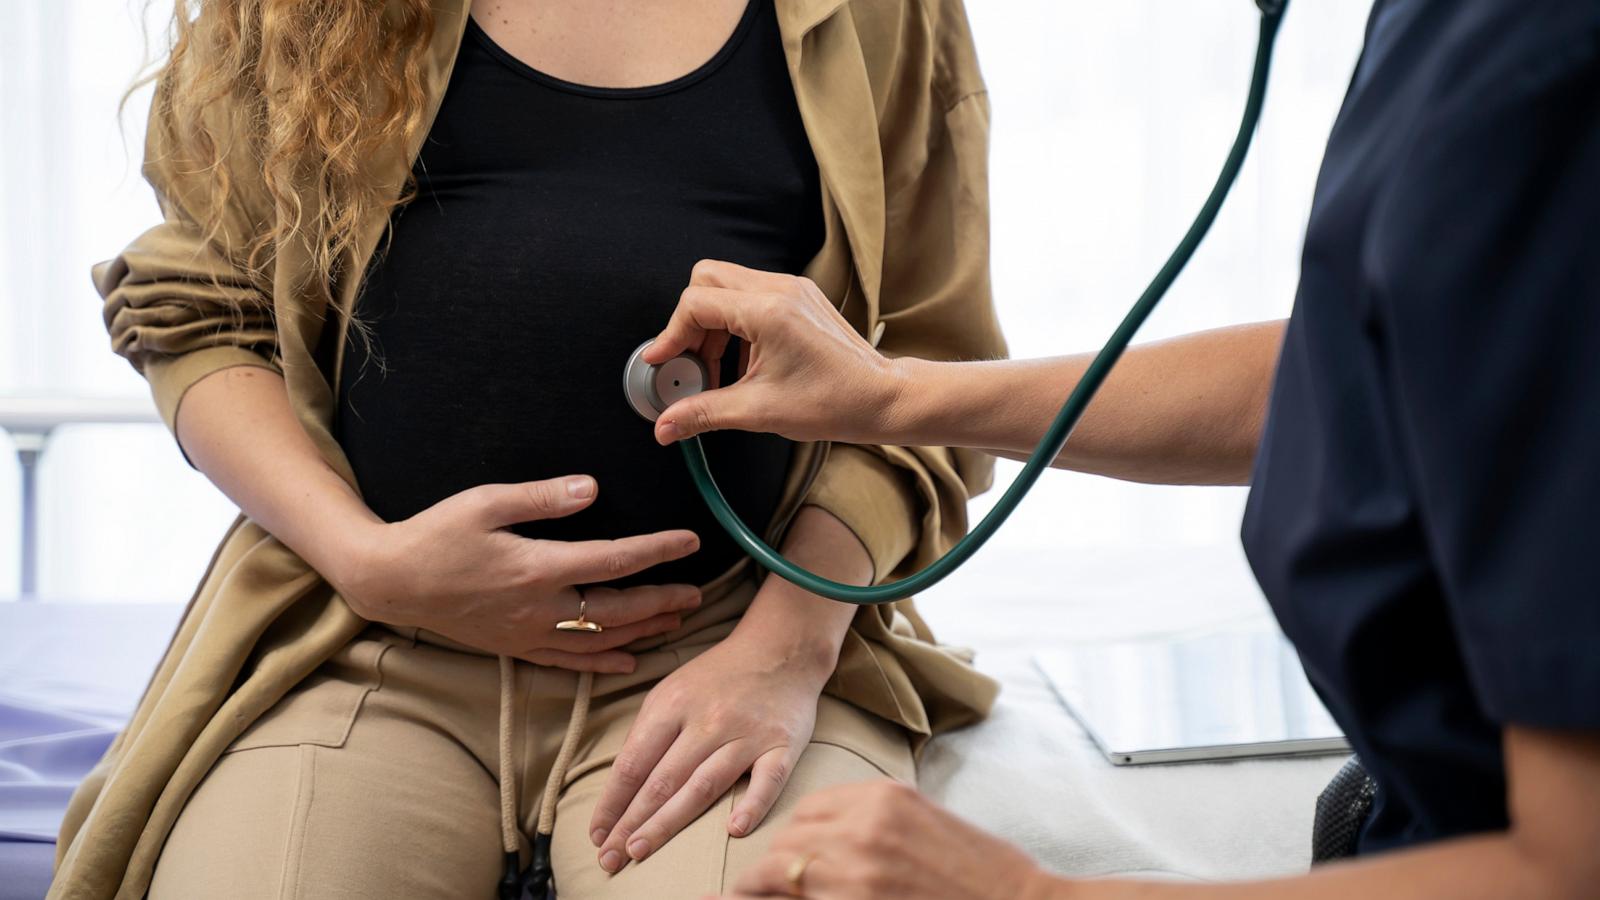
[730,813,750,836]
[590,828,606,847]
[683,535,700,553]
[680,591,702,610]
[627,838,650,860]
[567,476,595,499]
[600,850,623,872]
[660,420,682,443]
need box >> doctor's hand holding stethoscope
[644,259,1282,488]
[652,257,1600,900]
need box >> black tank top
[338,0,820,587]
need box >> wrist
[728,506,864,680]
[879,356,938,445]
[319,517,394,616]
[876,356,914,441]
[731,585,850,680]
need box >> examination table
[0,547,1344,898]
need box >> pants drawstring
[497,655,522,899]
[496,656,596,900]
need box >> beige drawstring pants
[146,577,913,899]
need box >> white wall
[945,1,1366,588]
[0,1,1371,603]
[1,2,248,601]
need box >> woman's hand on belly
[589,507,868,871]
[173,367,699,672]
[336,474,703,672]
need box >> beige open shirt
[54,0,1009,896]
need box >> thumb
[654,384,763,444]
[470,475,597,528]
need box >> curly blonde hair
[140,0,436,299]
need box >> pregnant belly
[337,259,794,589]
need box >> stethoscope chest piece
[624,340,709,422]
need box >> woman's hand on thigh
[588,507,864,870]
[332,475,701,673]
[715,781,1048,900]
[587,630,827,872]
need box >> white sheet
[910,544,1345,881]
[0,603,177,844]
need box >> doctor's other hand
[645,260,901,446]
[713,781,1049,900]
[330,475,702,673]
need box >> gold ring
[783,852,814,896]
[555,596,603,633]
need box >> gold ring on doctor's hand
[555,594,603,633]
[784,852,815,896]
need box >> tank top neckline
[465,0,762,100]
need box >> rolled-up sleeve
[94,82,279,439]
[802,0,1006,584]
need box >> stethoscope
[623,0,1288,606]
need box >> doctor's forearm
[886,321,1284,486]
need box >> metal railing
[0,396,161,599]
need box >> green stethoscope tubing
[682,0,1289,604]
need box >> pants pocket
[226,632,397,753]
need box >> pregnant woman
[53,0,1005,898]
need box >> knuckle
[522,480,554,510]
[643,777,678,805]
[692,405,716,435]
[675,286,702,318]
[603,551,632,578]
[649,685,683,711]
[758,759,790,788]
[768,301,804,335]
[611,756,648,785]
[699,709,735,733]
[864,796,900,828]
[691,259,718,283]
[653,537,685,566]
[686,772,722,803]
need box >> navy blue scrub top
[1242,0,1600,855]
